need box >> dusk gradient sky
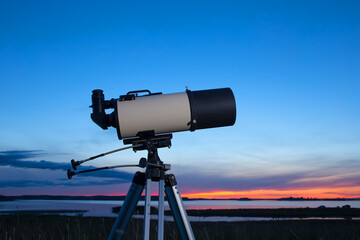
[1,1,359,199]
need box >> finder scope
[90,88,236,140]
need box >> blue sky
[1,1,359,198]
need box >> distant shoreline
[1,195,360,202]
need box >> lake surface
[1,199,359,218]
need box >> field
[1,208,360,240]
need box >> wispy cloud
[177,172,307,193]
[0,179,129,187]
[0,150,69,170]
[0,150,133,187]
[177,158,360,194]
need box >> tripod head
[123,131,172,181]
[123,130,172,151]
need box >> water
[1,199,359,219]
[183,199,360,209]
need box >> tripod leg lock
[133,171,146,185]
[166,174,177,186]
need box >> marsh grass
[1,215,360,240]
[184,207,360,218]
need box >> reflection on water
[1,199,360,219]
[184,200,360,210]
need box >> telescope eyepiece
[90,89,117,129]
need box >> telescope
[90,87,236,139]
[69,87,236,240]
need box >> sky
[1,1,359,199]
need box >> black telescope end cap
[92,89,103,94]
[71,159,79,170]
[67,169,75,179]
[186,88,236,130]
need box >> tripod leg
[157,179,165,240]
[143,178,152,240]
[165,174,195,240]
[108,172,146,240]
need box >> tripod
[108,133,194,240]
[67,132,195,239]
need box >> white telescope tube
[115,92,191,139]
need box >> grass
[1,214,360,240]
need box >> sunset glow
[182,186,360,199]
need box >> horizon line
[2,194,360,201]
